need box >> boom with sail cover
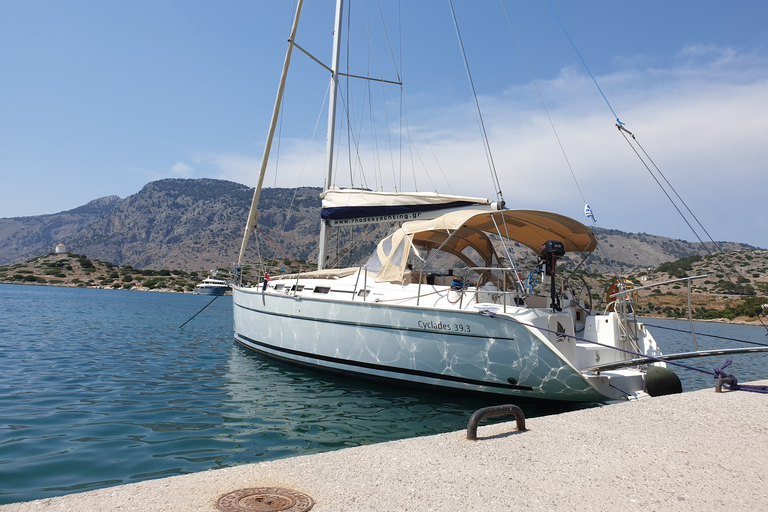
[320,187,499,226]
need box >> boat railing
[609,274,708,352]
[352,265,368,301]
[231,262,264,288]
[414,266,531,311]
[292,268,302,297]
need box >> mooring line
[179,293,222,329]
[714,360,768,394]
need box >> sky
[1,1,767,249]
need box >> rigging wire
[368,1,450,193]
[619,127,740,281]
[448,0,505,206]
[334,0,404,193]
[344,3,355,187]
[542,1,768,334]
[324,0,449,197]
[273,96,284,188]
[398,1,403,192]
[255,231,265,279]
[288,0,452,199]
[328,223,379,268]
[401,89,453,194]
[498,1,624,282]
[257,227,306,272]
[643,322,768,348]
[276,84,332,254]
[618,126,768,333]
[545,0,622,126]
[377,72,397,191]
[497,2,586,204]
[370,0,404,191]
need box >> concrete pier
[3,383,767,511]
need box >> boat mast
[237,0,305,265]
[317,0,344,270]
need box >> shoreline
[0,279,230,295]
[4,280,764,325]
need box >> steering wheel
[564,273,593,312]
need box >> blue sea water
[1,283,766,504]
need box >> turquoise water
[1,284,767,504]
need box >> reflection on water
[0,285,576,505]
[223,344,581,458]
[0,284,766,505]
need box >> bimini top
[368,209,598,283]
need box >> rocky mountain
[583,228,754,273]
[0,195,123,264]
[0,179,322,271]
[0,178,758,272]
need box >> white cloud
[404,48,768,247]
[170,161,194,176]
[189,46,768,248]
[199,141,327,190]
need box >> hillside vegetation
[629,249,768,322]
[0,252,214,293]
[2,249,766,325]
[555,249,768,324]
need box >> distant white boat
[194,276,229,296]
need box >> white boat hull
[233,284,613,402]
[194,286,228,296]
[195,277,229,295]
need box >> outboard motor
[539,240,565,311]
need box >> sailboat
[231,1,766,403]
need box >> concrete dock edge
[3,383,767,511]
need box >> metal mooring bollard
[715,377,734,393]
[466,404,526,441]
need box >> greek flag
[584,204,596,222]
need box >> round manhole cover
[216,487,314,512]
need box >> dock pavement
[3,382,767,511]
